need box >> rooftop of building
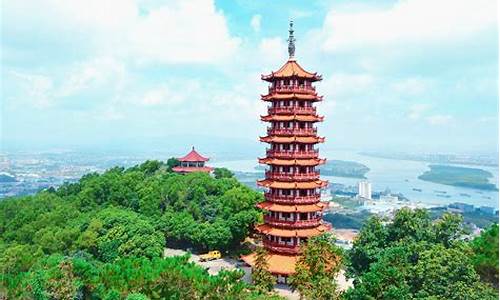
[177,147,209,162]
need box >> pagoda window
[299,79,304,86]
[299,213,308,220]
[284,79,290,86]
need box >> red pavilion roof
[177,147,209,162]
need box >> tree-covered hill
[1,160,498,299]
[344,208,498,300]
[0,161,275,299]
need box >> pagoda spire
[287,21,296,60]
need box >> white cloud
[58,57,126,97]
[3,0,240,65]
[427,114,453,125]
[391,78,429,95]
[250,14,262,32]
[321,0,497,52]
[141,86,185,107]
[258,37,287,64]
[10,72,54,108]
[407,103,431,120]
[322,73,375,99]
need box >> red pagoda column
[243,21,330,281]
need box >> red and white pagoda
[242,21,330,282]
[172,147,213,174]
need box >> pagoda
[242,22,330,283]
[172,147,213,174]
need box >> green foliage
[14,254,277,300]
[345,208,497,299]
[289,234,343,300]
[0,160,267,299]
[166,157,180,172]
[77,207,164,262]
[213,167,234,179]
[471,224,499,288]
[252,247,276,293]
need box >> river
[212,149,499,210]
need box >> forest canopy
[0,162,267,299]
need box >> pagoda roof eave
[172,166,213,173]
[260,114,324,122]
[257,179,328,189]
[261,60,322,82]
[255,223,331,238]
[260,136,325,144]
[257,201,329,213]
[241,253,297,275]
[258,157,326,166]
[261,93,323,101]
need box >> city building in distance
[357,180,372,200]
[242,21,331,284]
[172,147,213,174]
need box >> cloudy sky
[1,0,498,155]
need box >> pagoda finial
[287,20,296,60]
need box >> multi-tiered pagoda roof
[242,21,331,281]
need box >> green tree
[213,167,234,179]
[252,247,276,293]
[289,234,343,300]
[166,157,180,172]
[345,208,497,299]
[471,223,499,288]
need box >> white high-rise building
[358,180,372,200]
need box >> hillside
[0,161,279,299]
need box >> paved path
[163,248,353,299]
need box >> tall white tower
[358,180,372,200]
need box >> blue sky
[1,0,498,155]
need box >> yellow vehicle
[199,250,221,262]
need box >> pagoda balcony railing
[265,171,320,181]
[266,149,319,159]
[264,193,321,204]
[268,106,316,115]
[269,85,316,94]
[263,240,301,255]
[264,215,323,228]
[267,127,317,136]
